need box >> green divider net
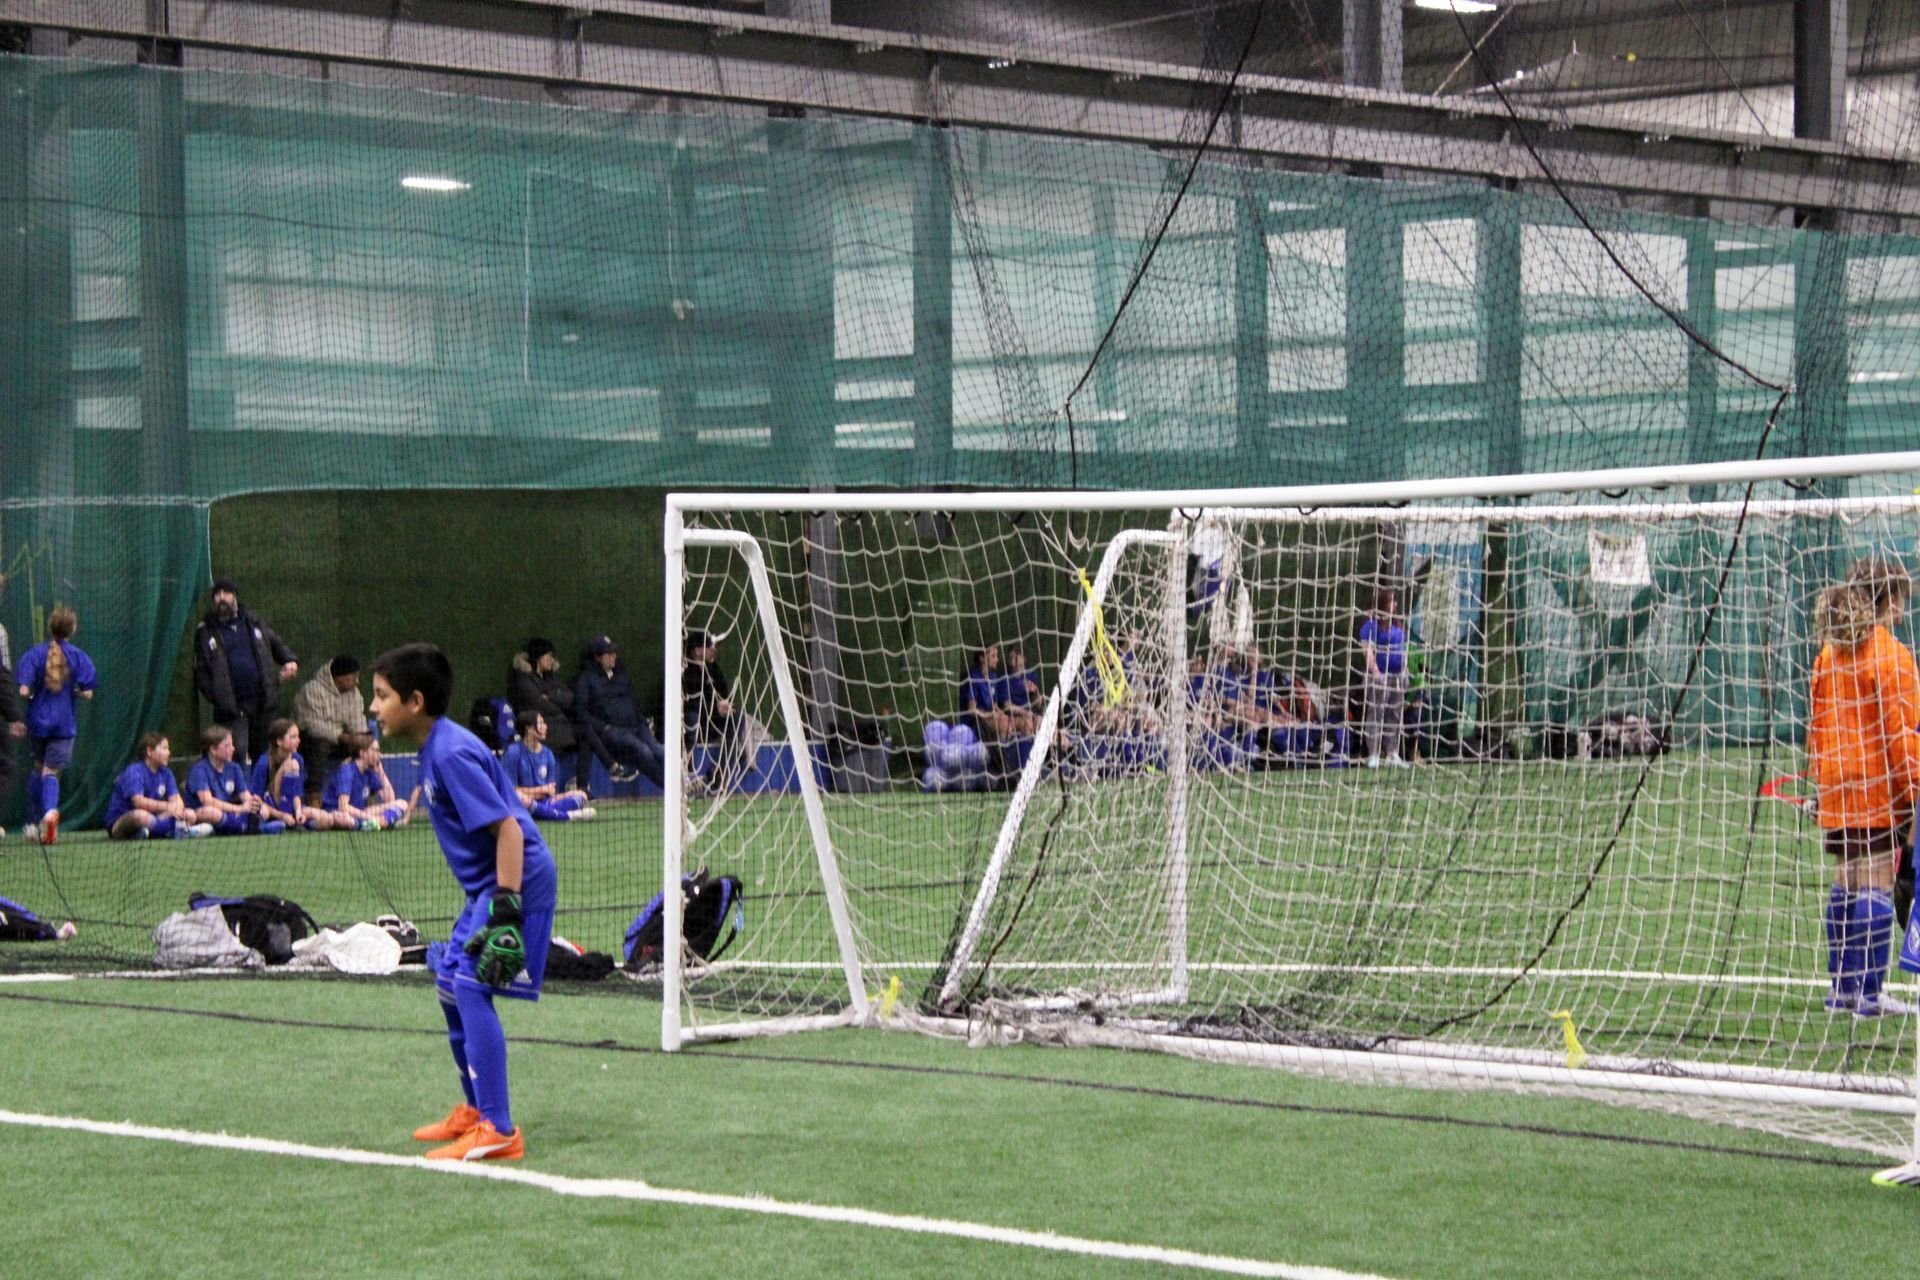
[3,53,1919,829]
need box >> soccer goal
[663,451,1920,1161]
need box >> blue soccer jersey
[1358,618,1407,675]
[17,641,97,740]
[250,751,307,811]
[962,667,998,715]
[501,741,556,790]
[105,761,177,828]
[187,758,249,806]
[418,717,556,909]
[323,759,378,810]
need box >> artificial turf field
[4,756,1918,1278]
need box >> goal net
[664,454,1920,1158]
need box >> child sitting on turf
[373,642,557,1162]
[251,719,341,831]
[187,725,286,836]
[1808,567,1919,1018]
[502,713,595,823]
[323,732,410,830]
[105,732,214,840]
[17,605,95,847]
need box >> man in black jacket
[509,636,619,790]
[192,579,298,765]
[571,635,663,787]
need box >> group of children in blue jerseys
[86,673,597,845]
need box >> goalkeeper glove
[464,891,526,988]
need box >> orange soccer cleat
[424,1120,524,1162]
[39,810,58,847]
[412,1102,483,1144]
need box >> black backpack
[624,869,744,972]
[189,892,318,965]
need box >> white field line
[12,963,1919,996]
[0,1109,1400,1280]
[694,960,1917,992]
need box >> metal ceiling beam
[9,0,1918,217]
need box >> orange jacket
[1807,625,1920,830]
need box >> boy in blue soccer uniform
[187,725,286,836]
[503,713,595,823]
[105,732,214,840]
[373,643,556,1162]
[323,733,410,830]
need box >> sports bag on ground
[623,869,744,971]
[0,894,59,942]
[188,892,318,966]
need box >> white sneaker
[54,921,77,941]
[19,823,34,841]
[569,806,597,821]
[1366,756,1382,770]
[181,822,215,839]
[1856,992,1918,1019]
[1386,755,1409,768]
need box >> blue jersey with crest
[418,717,556,910]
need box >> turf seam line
[0,1108,1398,1280]
[0,988,1881,1170]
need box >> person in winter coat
[192,578,297,766]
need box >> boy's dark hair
[375,643,453,717]
[339,731,375,758]
[200,725,233,754]
[135,730,167,760]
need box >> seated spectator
[1069,634,1160,736]
[250,718,340,831]
[294,654,367,768]
[503,713,596,823]
[683,630,768,794]
[187,725,286,836]
[999,644,1044,737]
[323,732,410,830]
[105,732,213,840]
[574,635,665,787]
[962,645,1013,740]
[509,636,609,792]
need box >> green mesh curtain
[6,52,1920,825]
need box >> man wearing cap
[192,578,298,765]
[572,635,664,788]
[509,636,610,790]
[683,629,767,794]
[294,654,368,766]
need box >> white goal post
[663,450,1920,1162]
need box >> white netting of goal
[663,460,1920,1159]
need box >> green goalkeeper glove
[464,891,526,988]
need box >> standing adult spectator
[573,635,663,787]
[509,637,608,791]
[294,654,367,767]
[193,578,298,766]
[1358,587,1410,770]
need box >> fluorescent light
[1413,0,1497,12]
[401,175,471,193]
[986,58,1015,70]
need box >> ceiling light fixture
[401,176,471,193]
[1412,0,1497,13]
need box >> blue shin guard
[452,980,512,1134]
[1858,889,1895,1005]
[436,982,479,1108]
